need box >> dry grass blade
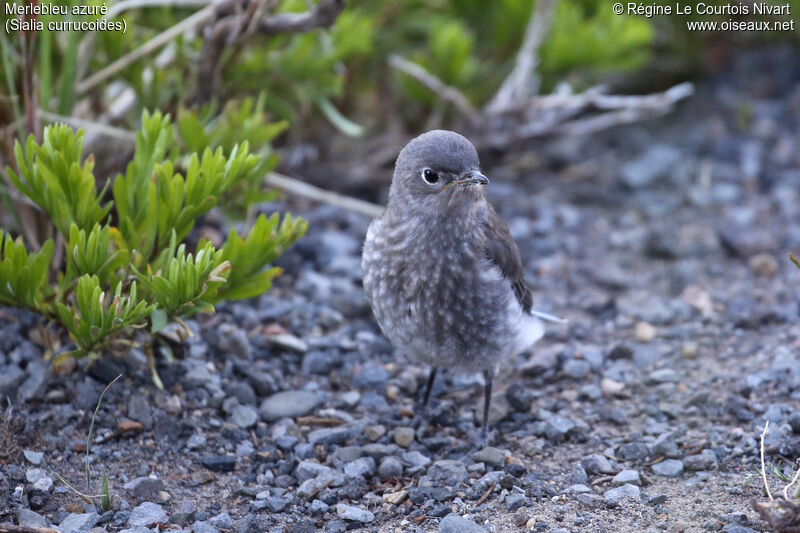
[76,4,216,95]
[761,420,774,501]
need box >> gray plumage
[362,130,543,381]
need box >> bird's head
[389,130,488,212]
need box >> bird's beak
[441,171,490,191]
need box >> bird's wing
[480,205,533,313]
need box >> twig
[196,0,344,103]
[475,82,693,149]
[388,54,477,121]
[485,0,559,113]
[784,459,800,501]
[38,111,137,143]
[76,4,217,95]
[761,420,774,501]
[476,481,496,505]
[266,171,384,218]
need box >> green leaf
[150,308,168,334]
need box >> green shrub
[0,110,307,365]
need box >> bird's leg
[478,369,494,448]
[412,366,437,431]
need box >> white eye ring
[422,168,439,184]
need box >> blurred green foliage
[0,112,306,364]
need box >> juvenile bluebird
[362,130,561,442]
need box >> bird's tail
[530,309,567,324]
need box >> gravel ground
[2,46,800,533]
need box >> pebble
[59,512,98,532]
[581,454,615,475]
[393,426,415,448]
[438,513,487,533]
[127,503,167,528]
[187,434,207,450]
[545,415,576,441]
[749,253,778,277]
[344,457,376,478]
[364,424,386,441]
[652,459,684,477]
[335,503,374,523]
[18,509,48,528]
[268,333,308,354]
[229,404,259,428]
[260,390,322,421]
[647,368,680,384]
[378,456,404,479]
[684,450,718,471]
[429,460,468,486]
[604,483,641,503]
[635,322,657,343]
[201,455,236,472]
[23,450,44,465]
[612,470,641,486]
[123,477,164,499]
[471,447,507,469]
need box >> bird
[361,130,563,444]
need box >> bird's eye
[422,169,439,184]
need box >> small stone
[187,434,207,450]
[229,404,259,428]
[127,503,167,528]
[335,503,374,523]
[438,513,487,533]
[117,420,143,434]
[635,322,656,343]
[612,470,641,486]
[378,456,404,479]
[429,460,468,486]
[17,509,48,528]
[393,427,415,448]
[749,253,778,277]
[259,390,321,421]
[364,424,386,441]
[307,425,358,447]
[567,484,592,494]
[383,490,408,505]
[681,341,699,359]
[344,457,376,479]
[545,415,575,441]
[652,459,684,477]
[296,460,333,482]
[601,378,625,395]
[603,483,640,503]
[647,368,680,384]
[684,450,718,471]
[309,499,329,515]
[59,512,98,532]
[471,447,507,469]
[563,359,590,379]
[402,450,431,467]
[201,455,236,473]
[505,492,527,511]
[581,454,615,475]
[268,333,308,354]
[123,477,164,499]
[192,520,221,533]
[23,450,44,465]
[649,432,680,458]
[127,396,152,428]
[26,468,47,483]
